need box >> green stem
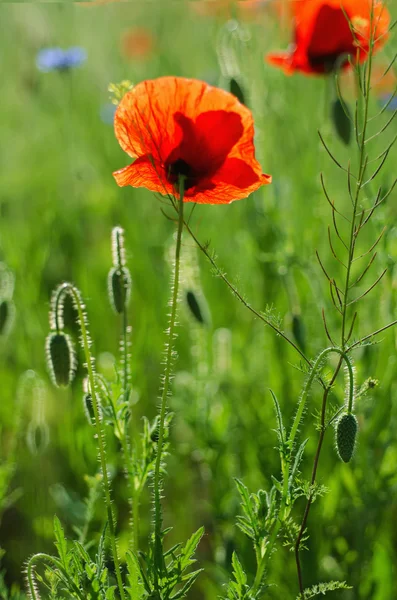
[289,347,353,447]
[54,284,126,600]
[340,17,375,348]
[153,180,185,574]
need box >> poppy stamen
[167,159,197,190]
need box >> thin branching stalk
[295,3,382,596]
[182,219,312,369]
[153,178,185,576]
[54,284,126,600]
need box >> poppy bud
[186,290,206,325]
[83,393,95,424]
[46,332,76,388]
[292,314,306,352]
[336,413,358,463]
[26,420,50,456]
[108,266,131,314]
[0,299,14,335]
[331,97,352,146]
[150,418,160,443]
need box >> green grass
[0,1,396,599]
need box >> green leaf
[270,389,285,445]
[296,580,352,599]
[106,586,117,600]
[53,516,68,570]
[331,98,352,145]
[126,551,146,600]
[289,439,308,488]
[179,526,204,572]
[231,552,247,588]
[170,569,203,600]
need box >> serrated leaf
[236,519,255,540]
[270,389,285,445]
[231,552,247,588]
[331,98,352,145]
[126,550,148,598]
[297,580,352,599]
[179,527,204,572]
[106,586,117,600]
[271,475,283,494]
[53,516,68,569]
[169,569,203,599]
[289,439,308,488]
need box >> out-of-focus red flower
[267,0,390,75]
[121,28,154,60]
[113,76,271,204]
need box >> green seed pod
[336,413,358,463]
[46,332,76,388]
[108,266,131,314]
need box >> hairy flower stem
[153,180,185,576]
[54,284,126,600]
[26,553,83,600]
[289,347,354,448]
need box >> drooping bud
[83,393,95,424]
[46,332,76,388]
[186,290,205,325]
[0,299,14,336]
[108,266,131,314]
[26,420,50,456]
[336,413,358,463]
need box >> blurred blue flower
[379,93,397,112]
[36,47,87,72]
[100,103,117,125]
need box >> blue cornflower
[36,47,87,72]
[379,93,397,112]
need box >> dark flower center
[307,51,351,73]
[166,158,198,190]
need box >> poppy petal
[113,155,174,195]
[180,158,271,205]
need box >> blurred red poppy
[267,0,390,75]
[113,76,271,204]
[121,28,154,60]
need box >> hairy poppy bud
[108,266,131,314]
[46,332,76,388]
[83,393,95,424]
[336,413,358,463]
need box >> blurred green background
[0,1,396,598]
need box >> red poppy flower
[113,76,271,204]
[121,28,154,60]
[266,0,390,75]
